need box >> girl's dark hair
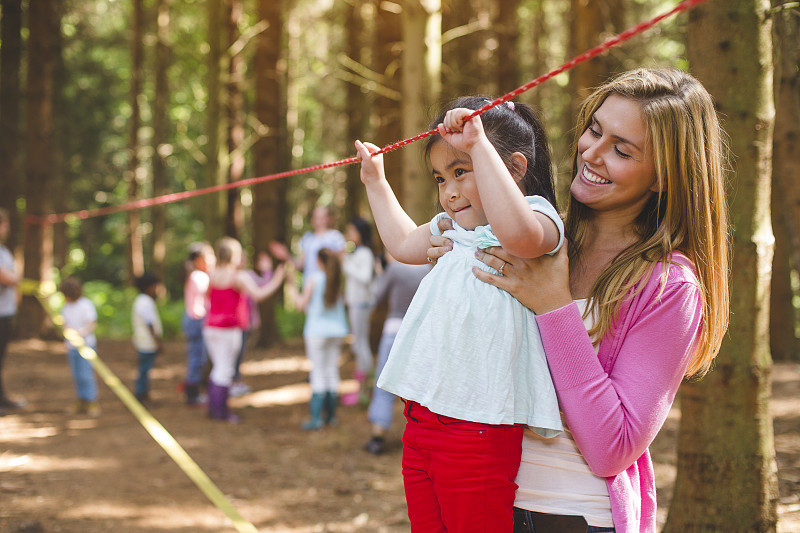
[348,217,373,250]
[135,272,160,294]
[317,248,342,308]
[425,96,556,209]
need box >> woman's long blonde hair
[566,68,730,377]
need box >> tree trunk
[205,0,226,243]
[0,0,23,250]
[495,0,521,95]
[151,0,171,281]
[400,0,441,224]
[127,0,145,282]
[373,1,404,202]
[224,0,245,240]
[769,0,800,362]
[19,0,58,338]
[441,0,493,99]
[665,1,779,530]
[252,0,289,348]
[344,0,369,221]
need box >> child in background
[355,96,564,531]
[59,277,100,417]
[341,217,375,406]
[204,237,285,422]
[363,253,430,455]
[132,272,163,403]
[231,250,275,397]
[286,248,349,430]
[181,242,215,405]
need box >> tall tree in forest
[225,0,245,239]
[665,1,779,530]
[0,0,23,249]
[373,1,404,199]
[126,0,146,282]
[151,0,171,280]
[206,0,226,243]
[19,0,58,337]
[441,0,493,99]
[344,0,369,220]
[252,0,288,347]
[52,15,68,270]
[769,0,800,362]
[495,0,521,94]
[400,0,441,223]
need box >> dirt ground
[0,337,798,533]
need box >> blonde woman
[430,68,730,533]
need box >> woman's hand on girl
[472,244,573,315]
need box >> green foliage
[276,305,305,340]
[52,280,184,341]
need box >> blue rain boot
[323,391,339,426]
[302,393,325,431]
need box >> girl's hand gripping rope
[355,140,386,186]
[438,108,488,154]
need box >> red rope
[27,0,709,226]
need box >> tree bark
[19,0,58,338]
[127,0,145,282]
[0,0,22,251]
[252,0,289,347]
[769,0,800,362]
[224,0,245,240]
[151,0,171,280]
[205,0,226,243]
[665,1,779,530]
[400,0,441,224]
[344,0,369,221]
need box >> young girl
[181,242,215,405]
[341,217,375,406]
[355,96,564,531]
[287,248,349,430]
[59,277,100,417]
[203,237,285,422]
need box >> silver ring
[427,257,435,264]
[498,262,506,276]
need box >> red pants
[401,401,524,533]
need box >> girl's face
[571,94,658,219]
[345,223,361,245]
[430,141,487,230]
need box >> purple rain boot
[206,381,225,420]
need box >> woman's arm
[473,247,701,477]
[237,264,286,302]
[355,140,432,264]
[535,279,701,477]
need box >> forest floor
[0,337,799,533]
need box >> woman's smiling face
[430,140,488,230]
[571,94,658,219]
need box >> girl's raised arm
[355,140,432,265]
[440,110,559,259]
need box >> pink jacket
[534,253,702,533]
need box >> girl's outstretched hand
[438,108,486,153]
[472,243,573,315]
[355,140,386,185]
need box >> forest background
[0,0,798,530]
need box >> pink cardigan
[534,253,702,533]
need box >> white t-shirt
[132,293,162,352]
[61,296,98,349]
[514,298,614,528]
[377,196,564,433]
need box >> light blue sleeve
[474,195,564,255]
[429,212,450,236]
